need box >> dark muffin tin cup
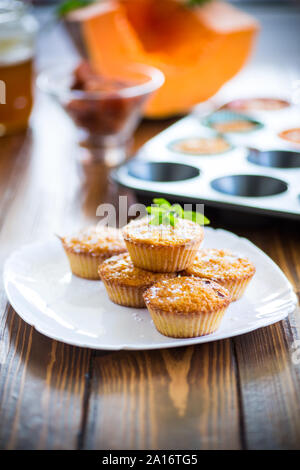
[248,148,300,169]
[211,174,288,198]
[127,161,200,182]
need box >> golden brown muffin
[144,276,231,338]
[59,226,127,279]
[122,217,204,273]
[171,136,231,155]
[99,253,176,307]
[183,248,255,301]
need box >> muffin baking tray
[112,103,300,220]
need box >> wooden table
[1,7,300,451]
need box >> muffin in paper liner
[100,281,146,308]
[144,277,231,338]
[122,217,204,273]
[147,305,229,338]
[59,226,127,280]
[183,248,255,301]
[99,253,176,308]
[218,277,252,301]
[63,250,109,280]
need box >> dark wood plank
[0,20,133,450]
[0,17,142,446]
[0,309,92,449]
[233,319,300,450]
[1,10,300,451]
[1,99,300,450]
[84,342,241,450]
[232,225,300,449]
[0,95,93,449]
[1,99,299,449]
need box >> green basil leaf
[170,203,184,217]
[153,198,171,208]
[149,213,165,225]
[168,212,178,227]
[183,211,210,225]
[146,206,166,215]
[148,198,211,226]
[57,0,94,17]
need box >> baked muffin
[122,217,204,272]
[183,248,255,301]
[99,253,176,307]
[144,277,231,338]
[59,226,127,279]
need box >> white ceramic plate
[3,228,297,350]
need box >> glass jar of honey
[0,0,37,136]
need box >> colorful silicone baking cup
[202,110,264,134]
[146,305,229,338]
[168,135,233,156]
[278,128,300,146]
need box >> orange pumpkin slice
[70,0,259,118]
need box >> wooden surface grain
[0,11,300,450]
[84,342,241,450]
